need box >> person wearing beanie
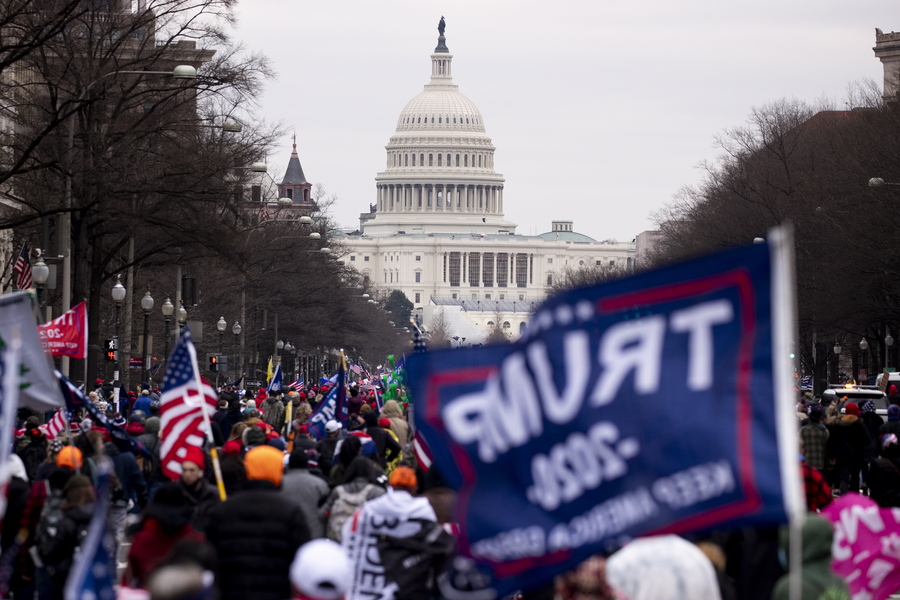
[260,391,286,437]
[206,445,310,600]
[290,539,350,600]
[242,424,267,450]
[40,475,97,593]
[177,447,219,534]
[799,407,829,472]
[363,410,400,470]
[56,445,83,470]
[133,389,153,418]
[281,450,330,539]
[342,464,452,600]
[826,399,871,494]
[123,481,205,588]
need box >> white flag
[0,292,63,410]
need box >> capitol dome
[395,90,486,134]
[364,24,516,237]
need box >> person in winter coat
[316,420,343,480]
[205,446,310,600]
[123,482,205,589]
[17,427,48,482]
[217,393,243,444]
[879,405,900,458]
[281,450,330,539]
[260,393,286,435]
[321,456,386,541]
[799,407,829,471]
[381,400,409,448]
[342,465,451,600]
[40,475,96,596]
[826,402,871,495]
[363,411,401,469]
[771,515,850,600]
[176,448,220,534]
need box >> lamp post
[32,250,50,320]
[216,316,226,354]
[111,275,126,383]
[232,321,242,379]
[887,330,894,372]
[832,341,842,384]
[176,300,187,335]
[161,297,174,362]
[140,291,154,386]
[285,342,294,382]
[860,338,869,382]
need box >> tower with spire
[277,132,313,206]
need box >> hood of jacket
[779,515,835,565]
[381,400,403,420]
[838,414,861,426]
[364,488,436,521]
[143,416,160,435]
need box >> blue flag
[408,231,803,597]
[63,458,115,600]
[308,360,347,440]
[268,363,283,394]
[56,371,149,458]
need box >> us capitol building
[288,21,636,342]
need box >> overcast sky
[230,1,892,242]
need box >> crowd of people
[0,377,885,600]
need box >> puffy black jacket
[205,481,311,600]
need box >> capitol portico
[337,21,636,342]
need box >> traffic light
[217,355,228,373]
[208,354,219,372]
[104,338,117,362]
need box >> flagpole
[186,332,227,501]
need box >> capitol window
[415,255,421,261]
[415,272,421,283]
[415,293,421,303]
[464,155,468,167]
[420,153,424,165]
[439,117,442,123]
[412,154,416,166]
[429,154,433,166]
[456,154,460,166]
[453,117,457,124]
[350,255,356,261]
[364,256,369,262]
[438,155,442,166]
[431,117,434,123]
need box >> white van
[875,371,900,392]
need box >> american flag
[13,242,31,290]
[258,202,271,221]
[38,408,70,439]
[159,326,217,480]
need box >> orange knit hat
[56,446,83,469]
[388,465,417,491]
[245,445,284,486]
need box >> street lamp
[32,250,50,317]
[833,342,842,356]
[216,316,227,354]
[233,321,242,378]
[111,275,126,383]
[860,338,869,351]
[140,291,154,385]
[161,297,174,361]
[176,300,187,334]
[886,330,895,373]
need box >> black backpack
[377,519,456,600]
[35,484,67,562]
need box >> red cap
[94,378,104,385]
[845,402,860,416]
[891,384,898,395]
[378,418,391,428]
[182,446,206,469]
[222,440,242,456]
[297,425,309,434]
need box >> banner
[407,231,803,597]
[38,301,88,359]
[0,293,62,410]
[823,493,900,600]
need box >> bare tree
[548,263,630,296]
[427,309,452,349]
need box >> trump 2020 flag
[308,358,348,440]
[160,326,218,479]
[408,228,803,597]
